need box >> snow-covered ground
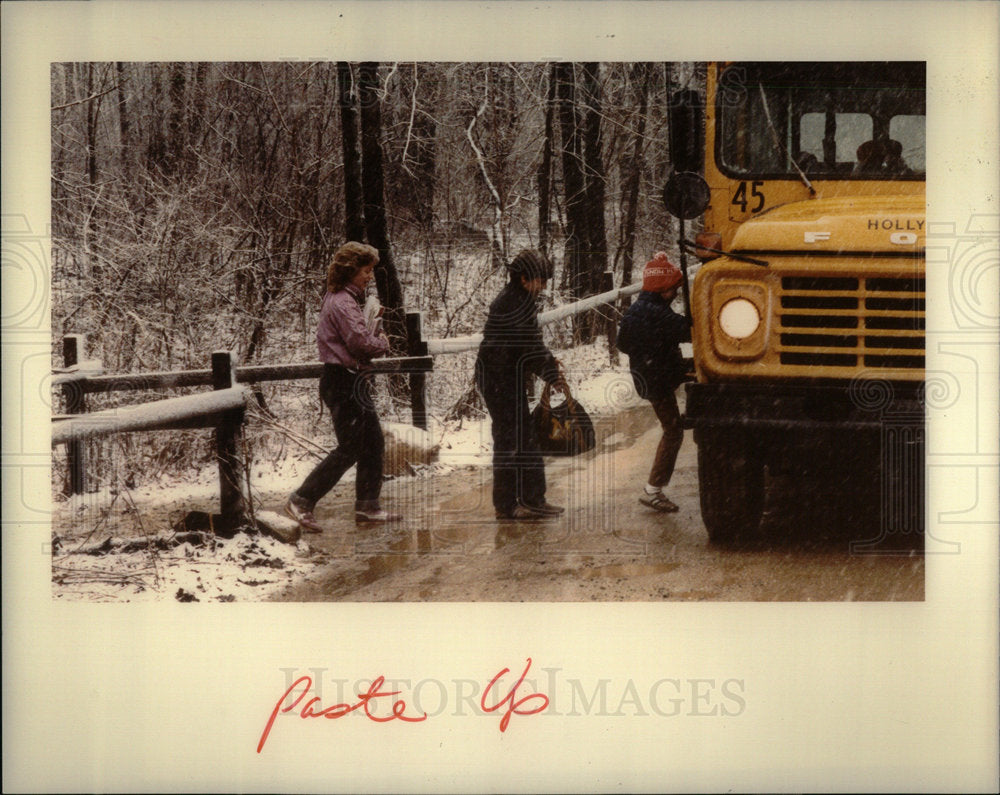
[52,527,322,603]
[52,337,649,601]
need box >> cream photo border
[3,1,998,792]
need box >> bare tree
[115,62,131,186]
[465,65,507,256]
[537,67,557,259]
[555,63,583,288]
[618,62,653,299]
[580,62,608,339]
[338,61,365,244]
[555,62,600,340]
[389,62,439,234]
[358,62,407,349]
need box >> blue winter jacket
[617,291,691,400]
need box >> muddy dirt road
[271,405,924,602]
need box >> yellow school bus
[666,62,925,545]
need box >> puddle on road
[318,529,418,595]
[319,527,684,597]
[322,521,516,596]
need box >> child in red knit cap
[616,252,691,512]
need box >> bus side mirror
[662,171,711,220]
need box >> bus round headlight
[719,298,761,339]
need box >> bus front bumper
[683,381,924,432]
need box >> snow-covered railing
[425,278,642,356]
[51,360,105,386]
[51,386,249,446]
[53,336,433,500]
[61,357,433,395]
[54,350,251,521]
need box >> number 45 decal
[732,181,765,213]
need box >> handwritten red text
[480,657,550,732]
[257,675,427,753]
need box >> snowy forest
[51,61,700,493]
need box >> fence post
[212,351,245,524]
[600,271,620,366]
[62,334,86,495]
[405,311,428,430]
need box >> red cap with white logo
[642,252,683,292]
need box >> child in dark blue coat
[617,253,691,512]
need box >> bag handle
[541,380,576,412]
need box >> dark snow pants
[294,364,384,509]
[479,377,547,515]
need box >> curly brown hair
[326,241,379,292]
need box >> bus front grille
[777,276,925,370]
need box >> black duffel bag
[531,382,596,457]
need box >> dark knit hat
[642,252,682,292]
[508,249,554,280]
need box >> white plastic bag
[363,294,384,335]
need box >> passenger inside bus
[854,138,911,175]
[794,151,821,175]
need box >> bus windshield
[716,62,926,180]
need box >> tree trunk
[359,62,407,349]
[412,113,437,232]
[167,62,186,175]
[619,62,652,306]
[85,63,99,187]
[580,62,608,340]
[538,66,556,258]
[338,62,365,244]
[189,62,208,149]
[115,62,131,185]
[555,62,590,339]
[51,65,68,222]
[403,62,438,232]
[146,65,167,172]
[467,67,506,259]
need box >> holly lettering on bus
[867,218,925,231]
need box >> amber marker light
[695,232,723,261]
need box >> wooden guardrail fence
[52,274,642,525]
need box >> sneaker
[284,496,324,533]
[355,507,403,523]
[638,491,680,513]
[524,501,565,516]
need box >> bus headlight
[719,298,761,339]
[707,280,769,360]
